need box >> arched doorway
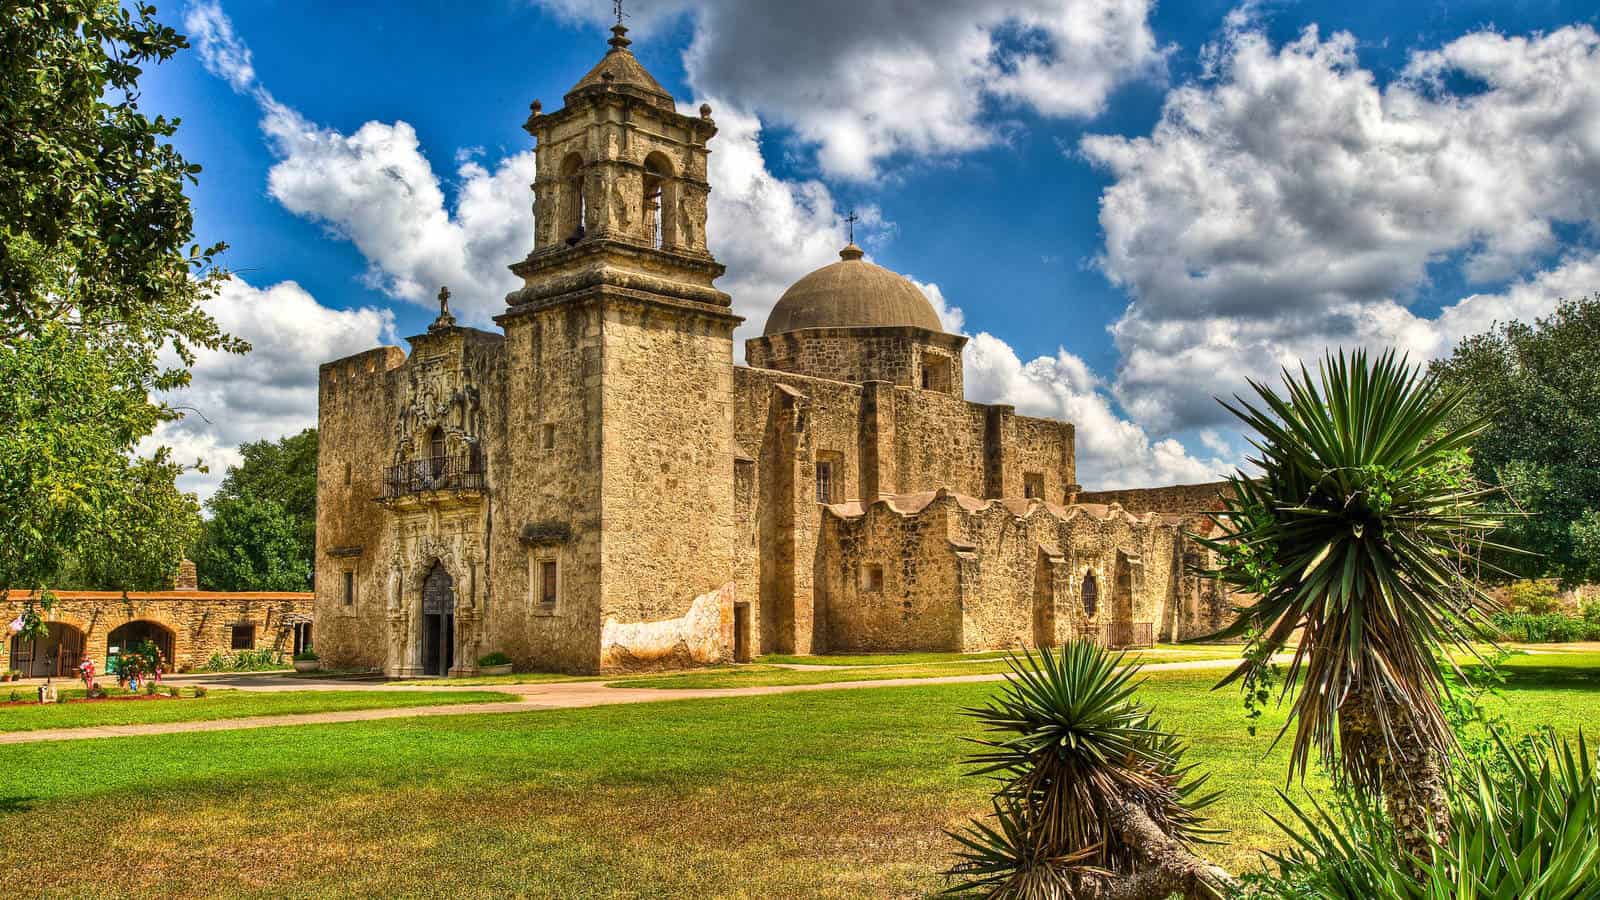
[8,622,86,678]
[421,562,455,676]
[106,620,175,673]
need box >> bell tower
[510,21,727,310]
[497,21,740,671]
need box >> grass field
[755,643,1244,668]
[611,646,1245,689]
[0,688,514,733]
[0,651,1591,897]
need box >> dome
[763,245,944,336]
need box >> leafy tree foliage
[204,429,318,578]
[1430,295,1600,586]
[0,2,245,600]
[192,493,308,592]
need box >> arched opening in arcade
[106,620,176,674]
[8,621,86,678]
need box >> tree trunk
[1339,685,1452,863]
[1078,802,1236,900]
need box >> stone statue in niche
[679,190,705,250]
[610,173,632,231]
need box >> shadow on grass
[0,796,36,815]
[1496,664,1600,690]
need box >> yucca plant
[1199,349,1513,854]
[1256,731,1600,899]
[945,640,1231,899]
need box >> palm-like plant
[946,640,1230,899]
[1258,731,1600,899]
[1199,350,1511,852]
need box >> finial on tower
[845,209,860,244]
[608,0,631,51]
[430,285,456,332]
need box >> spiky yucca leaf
[946,641,1220,897]
[1257,731,1600,899]
[1196,349,1515,789]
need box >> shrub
[1252,731,1599,899]
[1490,610,1600,643]
[197,649,286,672]
[192,685,208,698]
[1505,579,1562,614]
[478,652,511,667]
[293,648,319,661]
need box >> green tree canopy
[192,493,308,592]
[0,1,245,599]
[195,429,318,590]
[1430,294,1600,585]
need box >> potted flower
[292,647,320,673]
[477,652,513,676]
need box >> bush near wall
[1490,604,1600,642]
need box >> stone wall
[599,583,734,671]
[820,493,1204,653]
[1076,481,1229,514]
[1,591,312,675]
[315,346,406,672]
[745,326,966,395]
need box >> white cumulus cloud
[1081,21,1600,431]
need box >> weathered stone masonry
[313,25,1229,676]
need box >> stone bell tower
[497,20,739,669]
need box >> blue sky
[144,1,1600,497]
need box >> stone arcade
[313,25,1230,676]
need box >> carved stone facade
[314,28,1230,677]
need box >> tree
[1430,294,1600,586]
[0,2,245,604]
[203,429,318,582]
[1200,350,1507,857]
[192,494,308,592]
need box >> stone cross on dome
[608,0,631,51]
[845,210,859,244]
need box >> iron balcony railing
[381,454,486,499]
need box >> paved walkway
[0,656,1255,746]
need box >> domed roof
[566,25,675,111]
[763,245,944,336]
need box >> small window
[229,625,256,650]
[921,354,952,393]
[343,570,355,606]
[539,559,559,607]
[1081,572,1099,617]
[815,461,833,504]
[540,423,556,451]
[343,461,352,485]
[860,564,884,593]
[1024,472,1045,500]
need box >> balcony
[381,455,486,501]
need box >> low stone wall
[598,583,734,672]
[1076,481,1230,514]
[1,591,313,676]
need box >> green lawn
[611,646,1245,689]
[757,643,1244,667]
[0,688,514,732]
[387,671,602,687]
[1,651,1590,897]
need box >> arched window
[559,152,586,245]
[642,152,675,250]
[427,427,447,479]
[1081,571,1099,617]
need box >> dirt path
[0,656,1257,746]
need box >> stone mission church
[314,24,1229,676]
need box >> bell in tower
[509,20,729,313]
